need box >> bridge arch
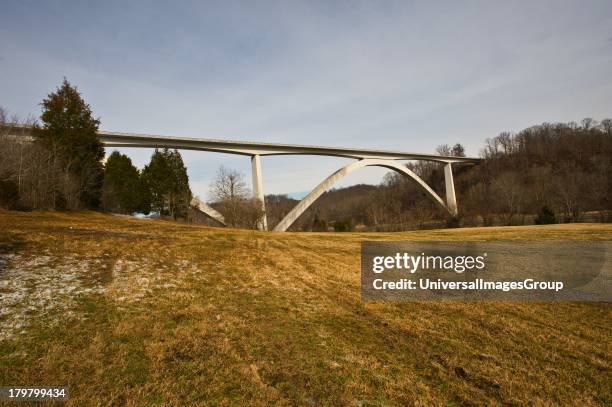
[273,158,452,232]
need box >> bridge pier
[251,154,268,230]
[444,162,458,216]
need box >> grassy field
[0,211,610,406]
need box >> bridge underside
[95,130,478,231]
[4,125,478,231]
[100,132,478,232]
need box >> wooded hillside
[266,119,611,231]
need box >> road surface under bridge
[98,130,481,231]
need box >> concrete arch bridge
[98,130,480,231]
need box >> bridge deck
[2,124,480,163]
[99,131,480,163]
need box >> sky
[1,1,611,201]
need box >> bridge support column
[190,197,226,226]
[444,162,458,216]
[251,154,268,230]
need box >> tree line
[1,79,610,231]
[262,120,611,231]
[0,79,191,218]
[456,119,610,226]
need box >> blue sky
[1,1,611,201]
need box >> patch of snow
[0,252,205,340]
[0,254,105,340]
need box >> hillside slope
[0,211,610,405]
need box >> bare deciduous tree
[601,119,612,137]
[210,166,263,229]
[211,166,248,202]
[0,107,81,210]
[490,171,527,225]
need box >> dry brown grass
[0,210,610,406]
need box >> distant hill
[263,119,611,231]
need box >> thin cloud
[1,1,611,199]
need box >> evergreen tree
[102,152,150,213]
[142,148,172,214]
[141,148,191,219]
[33,79,104,208]
[534,206,556,225]
[0,179,19,209]
[451,143,466,157]
[166,149,191,219]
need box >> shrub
[0,177,19,209]
[333,218,354,232]
[535,206,556,225]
